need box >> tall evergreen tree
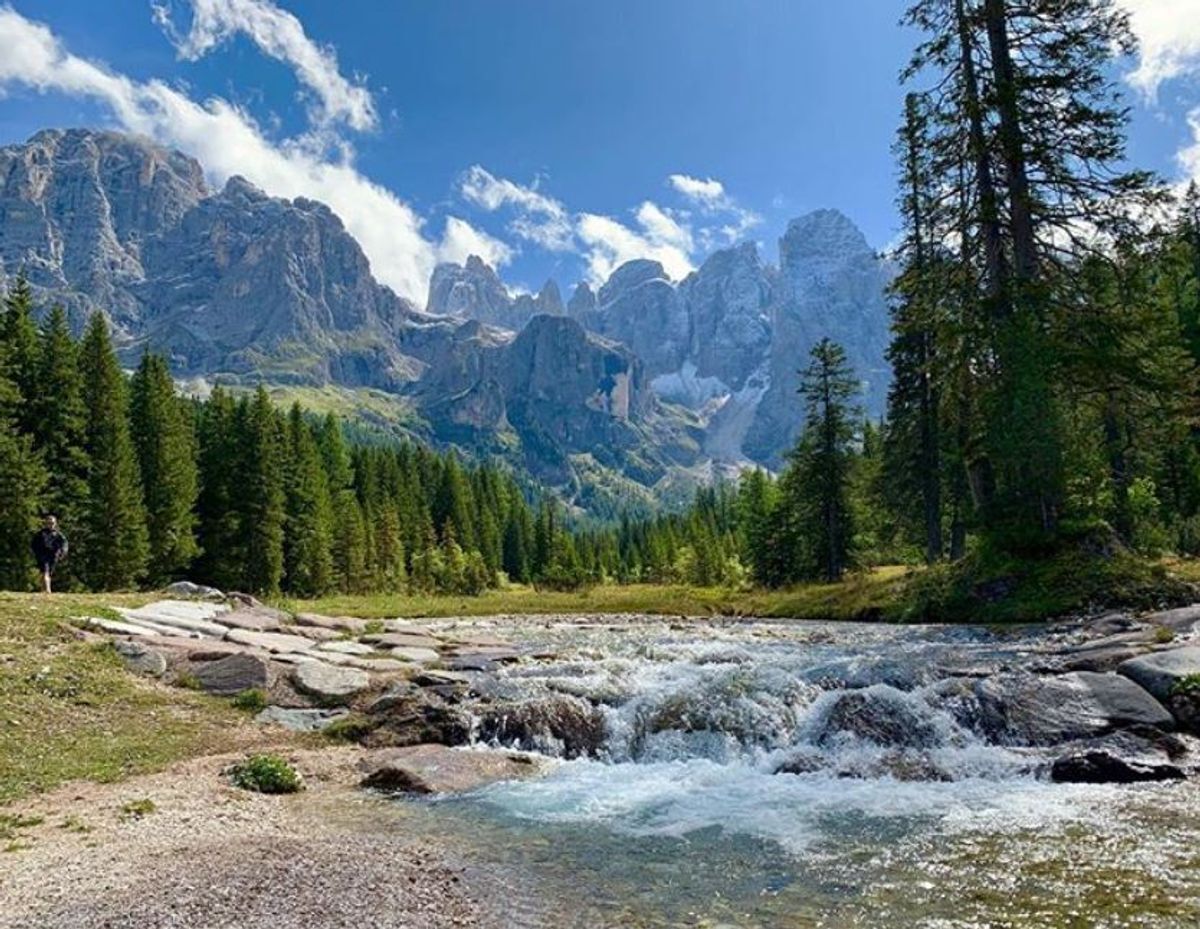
[238,387,285,594]
[78,314,148,589]
[30,306,90,586]
[130,353,199,583]
[789,339,861,581]
[281,404,334,596]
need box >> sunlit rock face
[437,209,892,468]
[0,128,207,331]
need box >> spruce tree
[281,404,334,596]
[195,386,243,589]
[789,339,860,581]
[78,314,148,589]
[238,387,285,594]
[29,306,90,587]
[2,274,41,435]
[130,353,199,583]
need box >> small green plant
[322,713,374,743]
[1153,626,1175,644]
[119,798,156,821]
[231,688,268,712]
[1170,674,1200,696]
[230,754,303,794]
[59,815,92,834]
[174,671,202,691]
[0,813,43,841]
[363,619,386,636]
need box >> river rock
[215,608,285,633]
[284,624,341,642]
[368,696,474,748]
[1117,647,1200,702]
[317,640,376,656]
[1139,605,1200,636]
[359,744,542,794]
[387,646,440,663]
[291,662,370,704]
[975,671,1174,745]
[255,706,350,732]
[225,628,316,655]
[477,695,606,758]
[113,640,167,677]
[811,687,943,749]
[190,653,271,695]
[1048,728,1191,784]
[293,612,368,634]
[361,632,442,650]
[164,581,224,600]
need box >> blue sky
[0,0,1197,304]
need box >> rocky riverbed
[62,589,1200,926]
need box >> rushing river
[392,617,1200,927]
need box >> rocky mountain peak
[568,281,596,316]
[780,208,872,267]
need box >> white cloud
[668,173,726,205]
[0,5,508,302]
[576,206,694,284]
[461,166,764,284]
[1180,108,1200,183]
[459,165,574,251]
[439,215,513,269]
[1121,0,1200,99]
[152,0,376,131]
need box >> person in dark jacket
[31,514,68,594]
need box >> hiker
[31,514,68,594]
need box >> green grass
[280,568,911,622]
[0,592,253,805]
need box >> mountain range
[0,128,892,510]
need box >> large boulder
[189,653,271,695]
[290,662,370,705]
[1117,647,1200,702]
[113,640,167,677]
[477,695,606,759]
[359,744,543,794]
[1048,728,1191,784]
[975,671,1173,745]
[809,687,945,749]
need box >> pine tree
[2,274,41,435]
[238,387,285,594]
[28,306,90,587]
[195,386,243,589]
[789,339,860,581]
[78,314,148,589]
[281,404,334,596]
[0,325,45,589]
[130,353,200,583]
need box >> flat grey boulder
[114,640,167,677]
[387,646,440,663]
[317,640,376,656]
[361,632,443,650]
[291,662,370,704]
[164,581,224,600]
[255,706,350,732]
[1139,605,1200,636]
[215,608,285,633]
[359,744,543,794]
[1118,647,1200,702]
[225,628,315,654]
[975,671,1174,745]
[190,653,271,695]
[293,612,368,634]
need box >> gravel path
[0,747,503,929]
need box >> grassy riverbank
[279,566,913,623]
[0,593,256,805]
